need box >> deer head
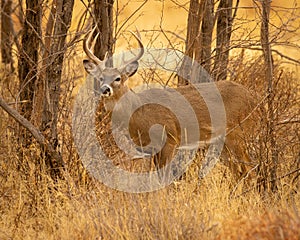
[83,27,144,98]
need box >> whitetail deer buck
[83,28,257,180]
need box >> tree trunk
[212,0,233,81]
[197,0,214,73]
[260,0,278,193]
[93,0,114,66]
[42,0,74,179]
[18,0,41,121]
[31,0,57,128]
[186,0,202,60]
[178,0,214,86]
[1,0,13,68]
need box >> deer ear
[122,61,139,77]
[83,59,97,74]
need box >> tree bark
[212,0,233,81]
[260,0,278,193]
[1,0,13,67]
[197,0,214,73]
[18,0,41,120]
[93,0,114,66]
[186,0,202,60]
[42,0,75,178]
[178,0,213,86]
[32,0,57,128]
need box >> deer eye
[115,77,121,82]
[95,77,103,83]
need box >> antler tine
[91,32,100,51]
[121,30,144,68]
[134,26,141,39]
[83,26,103,65]
[129,30,144,62]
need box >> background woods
[0,0,299,239]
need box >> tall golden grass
[0,47,299,239]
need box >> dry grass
[0,119,299,240]
[0,52,299,239]
[0,149,299,240]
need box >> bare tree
[1,0,13,69]
[198,0,214,73]
[18,0,41,121]
[185,0,202,61]
[178,0,214,86]
[258,0,278,193]
[41,0,75,178]
[93,0,114,66]
[0,0,75,180]
[212,0,234,81]
[179,0,238,85]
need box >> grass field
[0,31,299,239]
[0,67,299,239]
[0,146,299,239]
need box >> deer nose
[101,85,112,96]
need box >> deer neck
[103,85,129,112]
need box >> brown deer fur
[83,28,257,179]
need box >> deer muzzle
[101,84,113,97]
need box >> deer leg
[222,140,254,183]
[154,142,177,168]
[153,141,178,180]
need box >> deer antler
[83,26,104,66]
[120,30,144,69]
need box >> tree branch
[234,46,300,65]
[0,96,63,166]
